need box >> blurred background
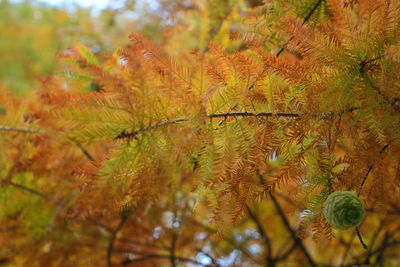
[0,0,167,94]
[0,0,265,95]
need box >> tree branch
[209,112,300,119]
[256,172,316,267]
[269,192,317,267]
[358,144,389,196]
[246,204,274,265]
[170,231,177,267]
[356,227,368,250]
[275,242,297,262]
[360,58,400,114]
[276,0,323,56]
[6,181,57,204]
[115,107,360,141]
[202,7,233,55]
[107,215,131,267]
[196,248,221,267]
[0,125,41,134]
[115,118,187,140]
[123,253,209,266]
[340,231,356,266]
[115,112,300,140]
[47,189,79,232]
[75,142,96,162]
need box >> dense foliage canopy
[1,0,400,266]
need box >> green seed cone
[323,191,364,230]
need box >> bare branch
[201,7,233,55]
[170,231,177,267]
[356,227,368,250]
[76,142,96,162]
[275,242,297,262]
[47,189,79,232]
[6,181,57,204]
[115,118,187,140]
[0,125,41,134]
[246,204,274,265]
[209,112,300,119]
[107,215,131,267]
[276,0,324,56]
[360,58,400,114]
[358,144,389,196]
[196,248,221,267]
[269,192,317,267]
[115,112,300,140]
[123,253,208,266]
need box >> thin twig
[201,7,233,55]
[340,231,356,266]
[356,227,368,250]
[115,112,300,140]
[115,107,360,141]
[195,248,221,267]
[76,142,96,162]
[47,189,79,232]
[107,215,131,267]
[369,239,400,258]
[123,253,208,266]
[0,125,41,134]
[246,204,273,265]
[269,192,317,267]
[87,217,113,233]
[355,144,388,250]
[361,221,384,265]
[115,118,187,140]
[276,0,323,56]
[358,144,389,196]
[6,181,57,204]
[170,232,177,267]
[275,242,297,262]
[360,57,400,114]
[209,111,300,119]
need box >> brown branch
[123,253,208,266]
[361,72,400,114]
[115,118,187,140]
[360,57,400,114]
[209,111,300,119]
[115,107,360,141]
[117,237,171,251]
[255,172,316,266]
[369,239,400,258]
[342,236,400,267]
[202,7,233,55]
[269,192,317,267]
[246,204,274,265]
[275,242,297,262]
[107,215,130,267]
[115,112,300,140]
[170,232,177,267]
[195,248,221,267]
[47,189,79,232]
[0,125,41,134]
[358,144,389,196]
[6,181,57,204]
[360,221,385,266]
[340,231,356,266]
[87,217,114,233]
[76,142,96,162]
[276,0,323,56]
[356,227,368,250]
